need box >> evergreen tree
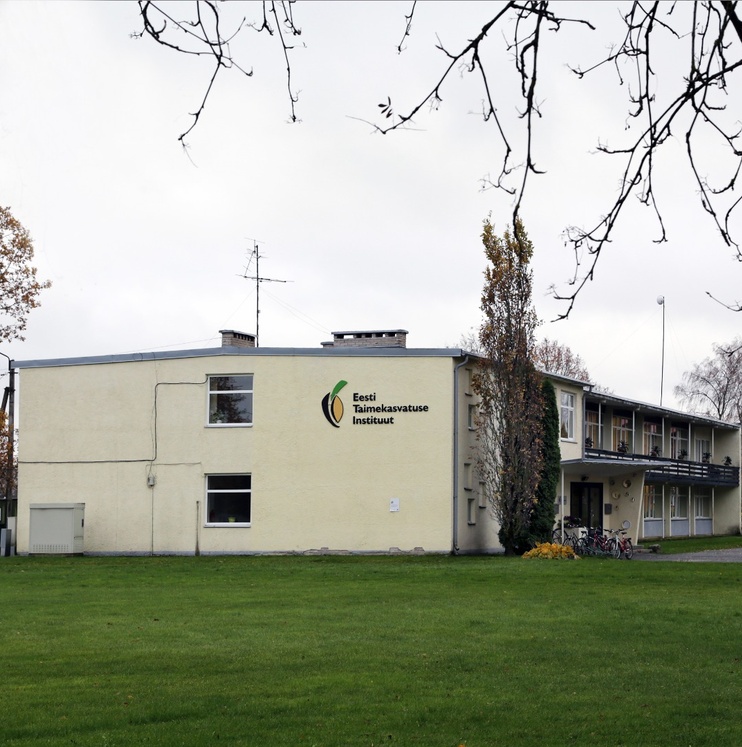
[529,379,560,544]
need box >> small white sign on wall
[390,498,400,512]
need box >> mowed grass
[3,555,742,747]
[650,534,742,554]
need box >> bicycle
[606,528,634,559]
[552,517,582,549]
[575,527,621,557]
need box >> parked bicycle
[552,517,582,549]
[575,527,615,557]
[605,528,634,559]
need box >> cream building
[551,373,741,542]
[12,330,741,556]
[15,330,496,555]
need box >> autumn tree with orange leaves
[0,206,50,343]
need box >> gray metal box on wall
[29,503,85,555]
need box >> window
[643,485,662,519]
[612,412,632,452]
[643,418,663,457]
[584,407,600,449]
[560,392,575,440]
[478,480,487,509]
[670,424,689,459]
[463,462,473,491]
[208,375,253,425]
[670,486,688,519]
[467,404,477,430]
[467,498,476,525]
[206,475,251,525]
[695,489,712,518]
[695,438,711,462]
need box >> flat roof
[14,346,472,370]
[584,389,740,429]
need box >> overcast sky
[1,1,740,410]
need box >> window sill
[207,423,253,428]
[205,523,252,528]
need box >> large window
[695,489,712,518]
[206,475,251,525]
[560,392,575,440]
[208,375,253,425]
[644,485,662,519]
[695,437,711,462]
[612,412,632,452]
[584,406,600,449]
[670,486,688,519]
[670,424,689,459]
[643,418,663,457]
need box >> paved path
[634,547,742,562]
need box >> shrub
[522,542,578,560]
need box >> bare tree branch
[134,0,301,144]
[132,2,742,318]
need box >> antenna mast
[242,241,288,347]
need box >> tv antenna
[241,240,289,347]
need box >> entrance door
[570,483,604,529]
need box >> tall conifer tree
[530,379,560,543]
[474,218,543,555]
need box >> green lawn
[647,534,742,554]
[3,554,741,746]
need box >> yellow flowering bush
[522,542,579,560]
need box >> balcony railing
[584,447,740,486]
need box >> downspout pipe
[452,354,471,555]
[0,352,14,532]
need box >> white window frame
[612,414,632,452]
[205,474,252,527]
[695,438,711,462]
[643,420,663,457]
[670,486,689,519]
[560,391,575,441]
[694,489,712,519]
[208,375,254,427]
[643,485,662,519]
[584,408,600,449]
[670,425,689,460]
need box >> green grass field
[3,554,741,746]
[650,534,742,554]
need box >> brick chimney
[219,330,256,348]
[321,329,408,348]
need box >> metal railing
[585,447,739,486]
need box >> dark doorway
[570,483,604,529]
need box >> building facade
[551,374,741,542]
[13,332,741,555]
[15,330,496,555]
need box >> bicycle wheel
[607,537,620,559]
[623,539,634,560]
[552,527,564,545]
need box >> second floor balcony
[585,445,739,487]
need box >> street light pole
[657,296,665,406]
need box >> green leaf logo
[322,380,347,427]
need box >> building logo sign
[321,380,347,428]
[321,379,430,427]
